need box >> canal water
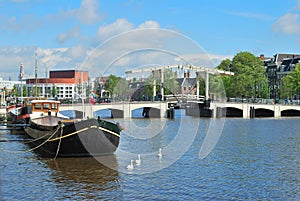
[0,110,299,200]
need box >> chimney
[184,70,190,78]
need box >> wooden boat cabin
[31,100,61,115]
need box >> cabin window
[52,104,57,109]
[34,104,41,109]
[43,104,50,109]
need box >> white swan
[157,148,162,158]
[135,154,141,165]
[127,160,134,170]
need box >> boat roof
[31,100,60,104]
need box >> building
[265,53,300,99]
[26,70,89,100]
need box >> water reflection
[45,156,122,200]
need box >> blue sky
[1,0,300,80]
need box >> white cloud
[66,0,102,25]
[297,0,300,10]
[272,13,300,34]
[138,21,160,29]
[56,26,80,44]
[226,11,275,21]
[96,18,134,42]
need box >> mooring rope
[48,125,120,142]
[4,125,61,154]
[4,123,120,155]
[54,123,64,159]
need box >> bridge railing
[226,98,300,105]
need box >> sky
[1,0,300,80]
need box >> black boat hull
[24,117,121,157]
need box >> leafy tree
[105,74,121,95]
[280,63,300,99]
[217,51,268,98]
[51,85,57,97]
[105,75,131,101]
[112,78,131,101]
[11,85,19,97]
[145,69,178,98]
[22,85,28,97]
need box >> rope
[4,122,120,155]
[22,125,61,153]
[49,125,120,142]
[54,123,64,159]
[23,131,52,144]
[4,125,61,154]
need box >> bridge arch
[131,107,161,118]
[216,107,243,117]
[281,109,300,117]
[253,108,274,117]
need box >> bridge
[205,102,300,118]
[60,102,168,118]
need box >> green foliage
[105,74,121,94]
[145,69,179,98]
[280,64,300,98]
[51,85,57,97]
[105,75,131,100]
[11,85,19,97]
[22,85,28,97]
[217,51,269,98]
[112,78,131,101]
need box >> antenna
[35,53,38,97]
[19,63,24,97]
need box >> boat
[24,99,121,157]
[6,97,48,125]
[6,103,31,125]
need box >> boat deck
[31,116,70,127]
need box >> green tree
[51,85,57,97]
[217,51,268,98]
[112,78,131,101]
[11,85,19,97]
[145,69,178,98]
[22,85,28,97]
[105,75,131,101]
[105,74,121,95]
[280,63,300,99]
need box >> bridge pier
[243,104,250,118]
[123,104,131,118]
[274,105,280,118]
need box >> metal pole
[205,71,209,100]
[196,72,200,100]
[160,69,164,100]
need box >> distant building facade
[26,70,89,99]
[265,53,300,99]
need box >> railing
[227,97,300,105]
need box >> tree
[11,85,19,97]
[112,78,131,101]
[280,63,300,99]
[51,85,57,98]
[217,51,268,98]
[105,74,121,95]
[145,69,178,98]
[105,75,131,101]
[22,85,28,97]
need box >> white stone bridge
[60,101,168,118]
[210,102,300,118]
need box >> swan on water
[157,148,162,158]
[136,154,141,165]
[127,160,134,170]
